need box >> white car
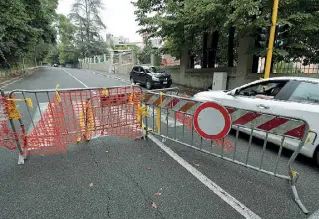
[193,77,319,165]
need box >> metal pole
[264,0,279,79]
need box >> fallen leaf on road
[89,183,94,187]
[154,192,162,197]
[193,162,200,167]
[152,202,158,209]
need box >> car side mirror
[229,89,240,96]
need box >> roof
[262,76,319,84]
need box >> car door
[217,80,289,114]
[138,67,147,84]
[210,80,291,143]
[268,81,319,158]
[131,67,140,82]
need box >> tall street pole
[264,0,279,78]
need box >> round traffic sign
[193,102,231,140]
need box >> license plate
[163,81,168,84]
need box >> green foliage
[70,0,108,57]
[56,15,80,65]
[274,61,303,74]
[0,0,57,69]
[114,44,140,51]
[45,45,59,64]
[134,0,319,65]
[138,40,161,65]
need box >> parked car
[130,66,172,90]
[53,63,58,67]
[192,77,319,165]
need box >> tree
[57,15,80,65]
[45,45,59,64]
[134,0,319,67]
[70,0,108,57]
[134,0,234,68]
[0,0,57,69]
[138,40,161,65]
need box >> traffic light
[274,23,290,48]
[256,26,270,48]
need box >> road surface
[0,67,318,219]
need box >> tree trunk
[228,27,235,67]
[85,0,90,56]
[208,31,219,68]
[202,32,208,68]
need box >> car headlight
[152,76,160,81]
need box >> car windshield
[144,67,165,73]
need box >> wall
[162,66,236,89]
[81,60,112,72]
[114,63,134,74]
[162,66,180,83]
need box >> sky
[56,0,142,42]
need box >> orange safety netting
[23,87,143,155]
[0,95,20,150]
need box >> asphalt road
[0,67,318,219]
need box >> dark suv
[130,66,172,90]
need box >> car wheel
[130,77,135,84]
[146,80,152,90]
[165,84,171,88]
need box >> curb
[0,67,39,89]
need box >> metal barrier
[142,90,311,214]
[0,85,312,213]
[0,86,144,164]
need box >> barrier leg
[9,119,25,165]
[287,140,309,214]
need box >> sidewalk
[0,67,40,89]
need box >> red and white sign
[193,102,231,140]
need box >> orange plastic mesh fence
[0,95,20,150]
[7,86,143,155]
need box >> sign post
[264,0,279,79]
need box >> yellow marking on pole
[7,99,21,120]
[6,97,33,120]
[156,92,163,134]
[55,84,61,102]
[288,170,297,178]
[7,98,33,108]
[264,0,279,79]
[85,103,94,140]
[102,88,109,97]
[78,106,85,142]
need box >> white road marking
[63,69,88,88]
[148,135,261,219]
[63,68,260,218]
[308,209,319,219]
[27,102,49,134]
[81,69,131,84]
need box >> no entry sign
[193,102,231,140]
